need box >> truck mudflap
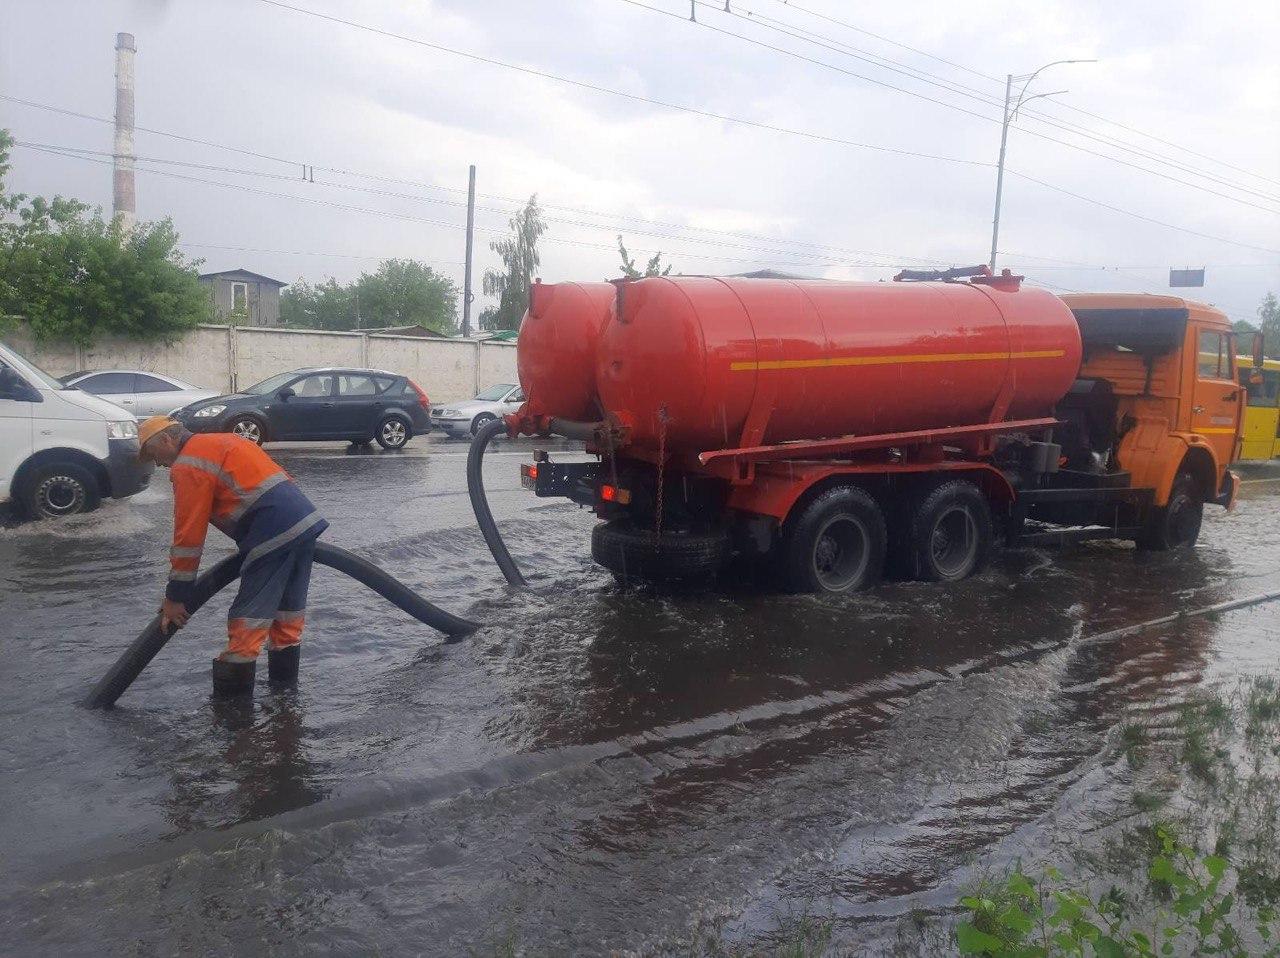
[1214,469,1240,511]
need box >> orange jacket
[167,433,325,602]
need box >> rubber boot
[211,657,256,697]
[267,645,300,684]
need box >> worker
[137,416,328,696]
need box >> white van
[1,340,154,519]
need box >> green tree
[1258,292,1280,358]
[0,128,210,346]
[355,258,457,333]
[279,277,356,330]
[617,235,672,279]
[480,195,545,332]
[280,260,458,333]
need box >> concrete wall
[4,324,517,403]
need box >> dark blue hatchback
[173,367,432,449]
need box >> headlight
[107,420,138,440]
[439,408,458,417]
[193,404,226,418]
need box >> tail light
[599,483,632,505]
[408,380,430,409]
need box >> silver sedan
[59,370,221,417]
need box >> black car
[174,367,432,449]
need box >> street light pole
[988,73,1014,271]
[988,58,1096,271]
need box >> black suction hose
[84,542,480,709]
[467,417,528,587]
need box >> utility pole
[988,58,1095,270]
[112,32,137,232]
[462,164,476,338]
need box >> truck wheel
[906,480,992,582]
[783,485,886,594]
[375,414,411,449]
[1137,471,1202,551]
[19,462,101,519]
[591,521,730,583]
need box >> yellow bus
[1236,355,1280,460]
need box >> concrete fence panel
[5,323,520,403]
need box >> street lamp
[988,58,1097,270]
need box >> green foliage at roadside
[0,129,211,346]
[1232,292,1280,359]
[480,194,545,332]
[955,676,1280,957]
[280,259,458,333]
[617,235,673,279]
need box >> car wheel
[19,462,101,519]
[783,485,887,593]
[375,414,411,450]
[470,413,496,437]
[228,415,265,445]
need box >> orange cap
[138,415,178,455]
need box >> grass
[952,673,1280,957]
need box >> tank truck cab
[513,276,1246,594]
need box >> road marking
[729,349,1065,372]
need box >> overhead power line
[702,0,1280,204]
[17,142,934,268]
[616,0,1280,215]
[762,0,1280,189]
[24,144,930,271]
[249,1,984,169]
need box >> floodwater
[2,437,1279,956]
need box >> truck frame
[520,292,1251,592]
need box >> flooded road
[3,438,1279,956]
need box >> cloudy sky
[3,0,1278,324]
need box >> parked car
[1,341,153,519]
[59,369,221,417]
[173,367,432,449]
[430,383,526,438]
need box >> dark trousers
[225,538,316,659]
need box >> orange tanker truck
[488,266,1253,593]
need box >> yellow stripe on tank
[729,349,1066,372]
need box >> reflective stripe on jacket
[166,433,327,603]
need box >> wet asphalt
[2,435,1279,956]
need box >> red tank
[594,276,1082,452]
[517,281,616,422]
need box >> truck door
[1192,328,1240,465]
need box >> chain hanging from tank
[654,404,669,541]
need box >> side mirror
[277,386,295,400]
[1253,331,1266,369]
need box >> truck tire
[1137,471,1202,551]
[18,462,101,519]
[906,480,992,582]
[591,521,730,583]
[783,485,886,594]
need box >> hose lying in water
[467,417,528,587]
[84,541,480,709]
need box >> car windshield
[244,371,301,395]
[475,384,515,401]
